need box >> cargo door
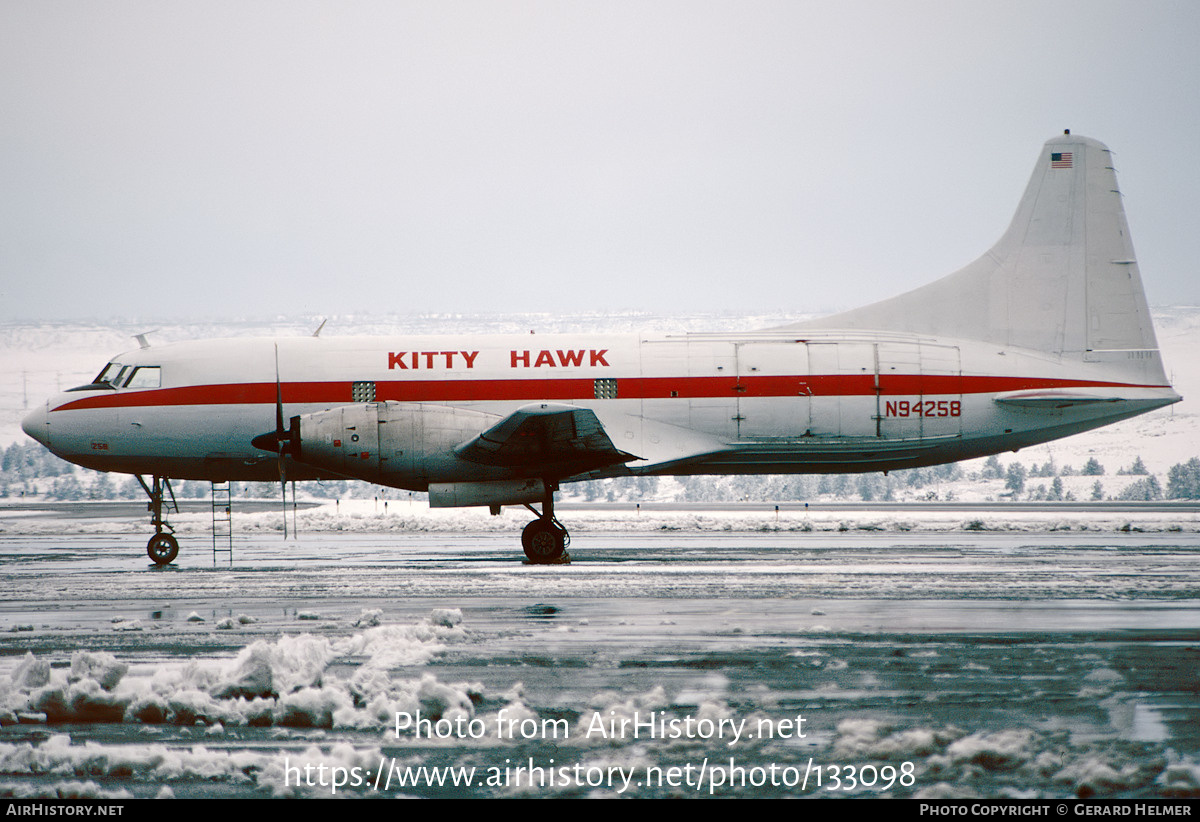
[734,341,810,439]
[806,342,877,439]
[876,342,962,440]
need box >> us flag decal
[1050,151,1073,168]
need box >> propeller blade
[280,460,288,540]
[275,343,288,540]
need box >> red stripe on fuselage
[49,375,1168,413]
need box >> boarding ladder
[211,482,233,566]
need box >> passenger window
[124,366,161,389]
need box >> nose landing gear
[137,475,179,565]
[146,531,179,565]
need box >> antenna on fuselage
[133,331,157,349]
[312,319,327,338]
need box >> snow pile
[1160,755,1200,796]
[830,720,1176,798]
[3,677,1196,797]
[572,685,671,747]
[832,718,947,759]
[0,732,381,798]
[0,611,471,731]
[0,773,136,800]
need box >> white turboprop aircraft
[22,133,1180,564]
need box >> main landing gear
[137,475,179,565]
[521,483,570,564]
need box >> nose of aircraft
[22,403,49,447]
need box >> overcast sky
[2,1,1198,323]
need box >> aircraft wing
[454,402,637,473]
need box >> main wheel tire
[147,533,179,565]
[521,519,566,563]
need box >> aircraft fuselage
[23,329,1177,489]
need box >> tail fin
[791,133,1167,384]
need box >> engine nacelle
[294,402,502,488]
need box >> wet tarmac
[1,522,1198,799]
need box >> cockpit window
[69,361,125,391]
[70,362,162,391]
[94,362,123,385]
[124,366,161,389]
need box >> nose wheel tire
[147,533,179,565]
[522,519,568,563]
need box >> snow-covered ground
[4,498,1198,540]
[1,526,1198,799]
